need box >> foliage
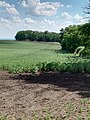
[0,41,90,74]
[80,47,90,58]
[35,59,90,73]
[15,30,60,42]
[0,40,71,73]
[60,23,90,53]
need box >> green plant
[80,48,90,58]
[0,40,90,74]
[0,116,6,120]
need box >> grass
[0,40,90,73]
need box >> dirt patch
[0,71,90,119]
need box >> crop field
[0,40,72,73]
[0,41,59,72]
[0,40,90,120]
[0,40,90,74]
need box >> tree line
[60,22,90,56]
[60,0,90,56]
[15,30,60,42]
[15,22,90,52]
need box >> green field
[0,40,90,73]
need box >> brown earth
[0,70,90,120]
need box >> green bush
[80,48,90,58]
[32,60,90,74]
[60,23,90,53]
[84,61,90,73]
[6,60,90,74]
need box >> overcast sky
[0,0,88,39]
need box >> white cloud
[5,7,19,15]
[66,5,72,8]
[0,17,10,23]
[24,18,36,24]
[12,16,22,23]
[0,1,19,15]
[20,0,63,16]
[11,16,36,26]
[74,14,82,21]
[73,14,87,24]
[61,12,72,20]
[0,1,11,7]
[0,16,36,28]
[61,12,87,25]
[43,18,56,26]
[20,0,28,7]
[0,17,11,29]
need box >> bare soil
[0,70,90,120]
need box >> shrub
[80,48,90,58]
[60,23,90,53]
[33,60,90,74]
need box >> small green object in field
[74,46,85,57]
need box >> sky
[0,0,89,39]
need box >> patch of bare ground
[0,71,90,119]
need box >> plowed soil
[0,70,90,120]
